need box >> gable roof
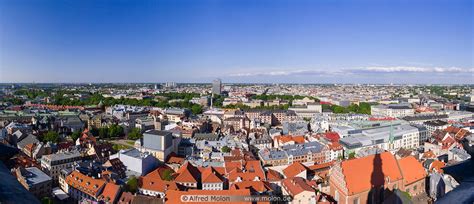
[99,182,121,202]
[65,171,106,197]
[201,167,224,183]
[140,168,180,193]
[175,162,200,183]
[340,152,403,195]
[398,156,427,185]
[283,162,307,178]
[266,169,283,182]
[281,177,315,196]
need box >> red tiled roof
[281,177,315,196]
[283,162,307,178]
[266,169,283,182]
[65,171,106,197]
[140,168,180,193]
[201,167,224,183]
[324,132,340,142]
[175,162,200,183]
[99,182,120,202]
[340,152,403,195]
[398,156,427,185]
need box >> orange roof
[340,152,403,195]
[140,169,180,192]
[165,189,253,204]
[275,135,305,144]
[281,177,315,197]
[175,162,200,183]
[283,162,307,178]
[201,167,224,183]
[328,142,343,151]
[398,156,427,185]
[99,182,120,202]
[266,169,283,181]
[308,161,334,171]
[430,160,445,173]
[65,171,106,197]
[422,150,436,159]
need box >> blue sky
[0,0,472,84]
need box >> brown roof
[281,177,315,197]
[266,169,283,182]
[117,192,135,204]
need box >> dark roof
[144,130,172,136]
[0,162,40,204]
[423,120,448,127]
[437,159,474,204]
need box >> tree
[108,124,124,138]
[44,131,60,143]
[348,152,356,159]
[221,146,231,153]
[125,176,138,193]
[191,104,203,115]
[162,169,174,181]
[128,128,143,140]
[70,130,81,141]
[41,197,53,204]
[98,127,108,138]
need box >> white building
[371,104,415,118]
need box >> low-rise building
[109,148,158,176]
[15,167,52,198]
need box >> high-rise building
[212,78,222,95]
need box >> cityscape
[0,1,473,204]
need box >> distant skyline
[0,0,472,84]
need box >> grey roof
[259,149,288,161]
[194,133,219,141]
[42,150,81,162]
[20,167,52,186]
[120,148,147,159]
[339,124,419,149]
[17,134,39,149]
[143,130,172,150]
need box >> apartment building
[40,150,82,182]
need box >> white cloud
[227,66,473,77]
[349,66,473,73]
